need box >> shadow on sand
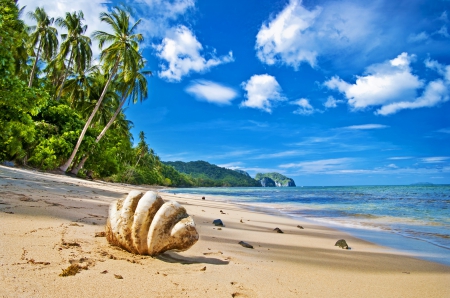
[156,252,229,265]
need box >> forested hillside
[163,161,261,187]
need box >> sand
[0,165,449,298]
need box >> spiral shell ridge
[106,191,198,256]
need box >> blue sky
[22,0,450,186]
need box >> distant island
[163,161,260,187]
[255,172,296,187]
[162,161,297,188]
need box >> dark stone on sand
[297,225,304,229]
[335,239,349,249]
[213,219,224,226]
[202,197,205,200]
[238,241,254,249]
[274,227,284,233]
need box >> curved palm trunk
[56,52,74,101]
[28,41,42,88]
[59,56,121,172]
[70,93,127,175]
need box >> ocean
[162,185,450,266]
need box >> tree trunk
[56,51,73,101]
[28,41,42,88]
[70,94,128,175]
[70,154,89,174]
[59,56,121,172]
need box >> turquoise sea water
[163,185,450,265]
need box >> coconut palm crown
[55,10,92,100]
[27,7,58,87]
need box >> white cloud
[425,58,450,81]
[325,53,450,115]
[240,74,286,113]
[388,156,414,160]
[132,0,195,39]
[255,0,380,69]
[343,124,389,130]
[155,26,233,81]
[185,80,238,105]
[323,96,343,108]
[376,79,449,115]
[217,162,243,170]
[280,158,353,173]
[437,128,450,134]
[292,98,315,115]
[325,53,423,109]
[387,163,398,169]
[421,157,449,163]
[255,0,322,68]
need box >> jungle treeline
[0,0,195,186]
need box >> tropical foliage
[0,1,188,187]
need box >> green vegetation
[164,161,261,187]
[255,172,296,187]
[0,1,188,186]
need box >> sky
[21,0,450,186]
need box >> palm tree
[62,65,100,107]
[70,66,151,174]
[27,7,58,88]
[134,131,149,168]
[59,5,143,172]
[55,11,92,101]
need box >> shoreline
[164,187,450,267]
[0,165,449,297]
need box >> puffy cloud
[255,0,322,68]
[324,52,450,115]
[185,80,238,105]
[155,26,234,81]
[292,98,315,115]
[376,79,449,115]
[240,74,287,113]
[343,124,389,130]
[255,0,380,69]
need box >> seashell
[106,190,199,256]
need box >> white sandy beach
[0,165,449,297]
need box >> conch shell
[106,190,199,256]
